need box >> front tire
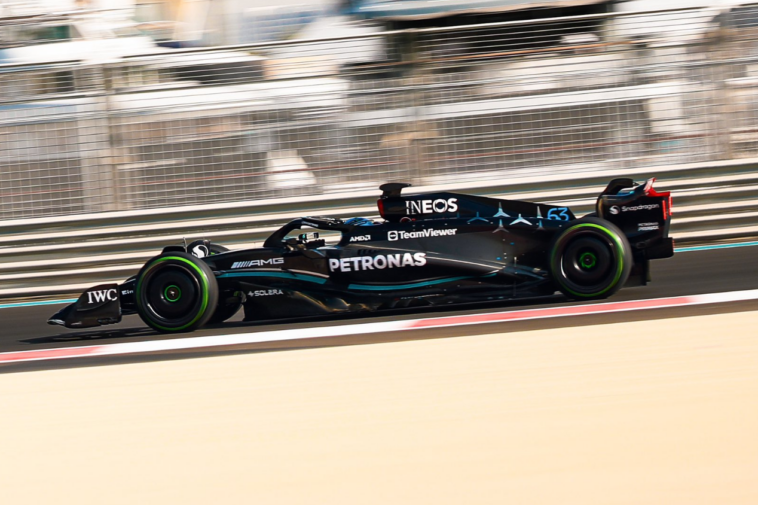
[549,217,632,300]
[136,252,219,333]
[201,244,243,324]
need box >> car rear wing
[596,178,674,260]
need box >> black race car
[49,178,673,333]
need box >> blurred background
[3,5,757,502]
[1,0,757,296]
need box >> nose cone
[48,304,74,326]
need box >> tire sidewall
[203,244,242,324]
[549,217,632,299]
[136,252,219,333]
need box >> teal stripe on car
[217,271,328,284]
[218,271,497,291]
[348,273,497,291]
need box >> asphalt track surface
[1,244,756,373]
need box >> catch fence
[2,5,758,220]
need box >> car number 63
[547,207,571,221]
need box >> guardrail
[1,158,756,297]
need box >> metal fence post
[101,63,125,211]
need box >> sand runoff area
[2,310,758,504]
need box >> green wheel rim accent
[579,252,597,270]
[164,285,182,303]
[137,256,210,331]
[551,223,625,298]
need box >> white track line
[2,289,757,365]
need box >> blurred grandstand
[0,0,758,219]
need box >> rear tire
[549,217,632,300]
[136,252,219,333]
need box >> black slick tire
[549,217,632,300]
[136,252,219,333]
[204,244,242,324]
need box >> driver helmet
[345,217,376,226]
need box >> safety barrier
[1,158,756,297]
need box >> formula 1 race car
[49,178,673,333]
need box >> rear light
[377,199,385,219]
[643,177,672,220]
